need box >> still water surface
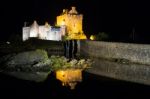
[0,71,150,98]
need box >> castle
[22,7,87,41]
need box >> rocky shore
[0,49,51,82]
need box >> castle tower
[30,20,39,37]
[56,6,87,39]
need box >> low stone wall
[80,40,150,65]
[80,40,150,85]
[28,39,64,56]
[46,47,64,56]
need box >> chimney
[24,22,27,27]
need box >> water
[0,71,150,98]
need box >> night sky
[0,0,150,43]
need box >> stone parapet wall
[80,40,150,65]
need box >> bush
[49,55,93,71]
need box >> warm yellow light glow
[56,7,87,40]
[90,35,95,40]
[56,69,82,89]
[61,20,65,25]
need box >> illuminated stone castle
[22,6,86,41]
[22,21,65,41]
[57,7,86,39]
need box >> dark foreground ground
[0,71,150,98]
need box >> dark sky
[0,0,150,42]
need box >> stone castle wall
[57,14,83,34]
[56,7,86,39]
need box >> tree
[95,32,109,41]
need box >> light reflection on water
[0,71,150,97]
[56,69,82,89]
[87,58,150,85]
